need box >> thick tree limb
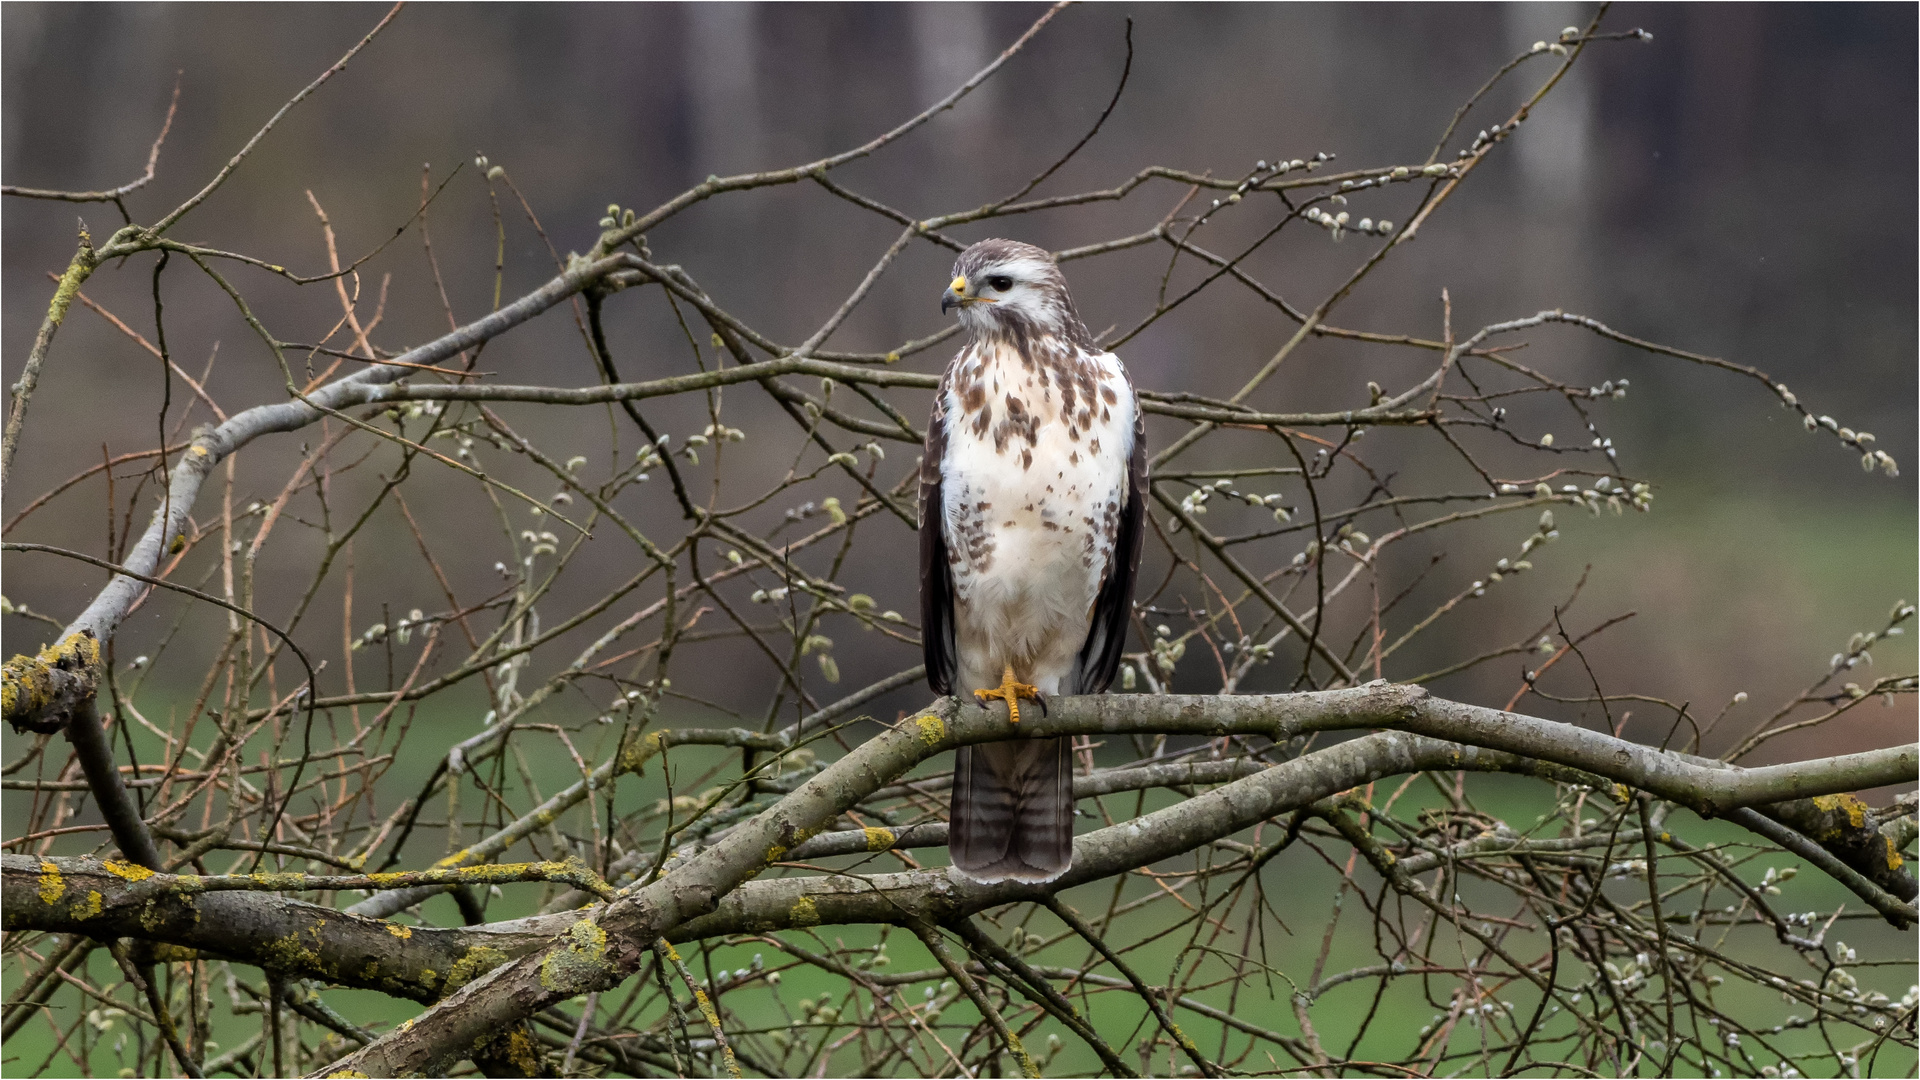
[2,853,576,1003]
[1757,793,1917,901]
[2,684,1909,1073]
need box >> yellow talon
[972,664,1040,724]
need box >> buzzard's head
[941,239,1087,346]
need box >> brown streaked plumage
[923,239,1146,884]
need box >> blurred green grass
[8,767,1914,1077]
[5,472,1913,1077]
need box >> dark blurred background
[5,3,1914,763]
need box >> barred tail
[949,736,1072,883]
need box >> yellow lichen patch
[621,729,668,773]
[4,632,101,728]
[385,922,413,939]
[766,845,788,864]
[263,923,329,978]
[538,918,610,993]
[46,631,102,671]
[687,985,744,1079]
[0,657,41,718]
[864,826,896,852]
[326,1071,371,1079]
[443,944,508,995]
[496,1025,542,1075]
[137,899,174,935]
[914,713,945,747]
[37,861,64,906]
[102,860,154,882]
[69,890,103,921]
[1812,793,1869,830]
[1886,836,1905,873]
[790,896,822,927]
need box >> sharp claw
[1033,693,1050,718]
[972,666,1042,726]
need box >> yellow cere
[950,275,968,295]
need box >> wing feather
[1074,372,1147,694]
[920,369,958,697]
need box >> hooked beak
[941,274,993,315]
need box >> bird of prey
[921,239,1146,884]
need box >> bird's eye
[988,275,1014,292]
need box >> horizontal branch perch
[5,683,1904,1076]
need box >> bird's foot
[972,664,1042,725]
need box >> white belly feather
[940,345,1135,696]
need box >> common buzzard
[921,239,1146,884]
